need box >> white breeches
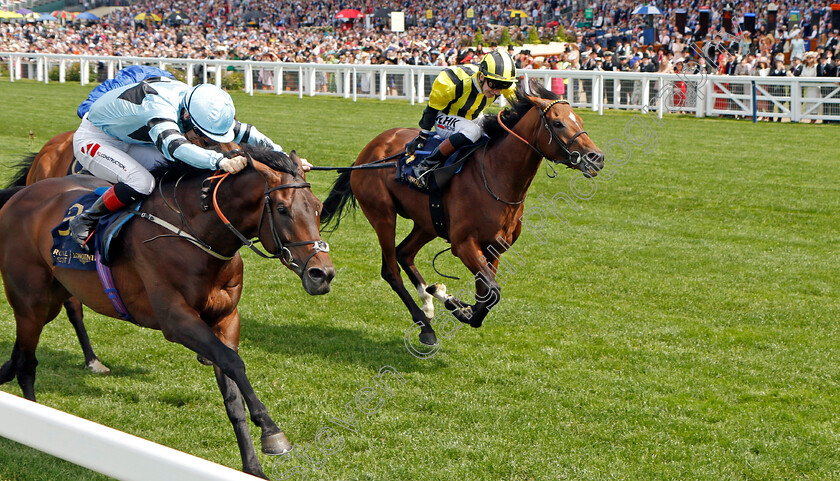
[433,112,484,143]
[73,116,166,195]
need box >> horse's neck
[483,110,545,198]
[153,171,264,257]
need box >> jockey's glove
[406,130,431,155]
[218,149,248,174]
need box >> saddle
[396,135,488,192]
[395,136,489,242]
[51,187,140,270]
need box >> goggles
[485,78,514,90]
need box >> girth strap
[95,252,137,325]
[429,189,449,242]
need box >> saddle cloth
[396,135,488,192]
[51,187,140,270]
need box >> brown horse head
[529,94,604,178]
[489,81,604,178]
[246,147,334,295]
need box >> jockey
[406,49,517,186]
[69,78,311,247]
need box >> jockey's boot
[69,185,126,248]
[413,138,456,188]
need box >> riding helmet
[182,84,235,143]
[479,50,517,83]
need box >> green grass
[0,78,839,481]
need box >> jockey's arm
[232,120,312,171]
[148,118,224,170]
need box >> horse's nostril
[308,268,325,280]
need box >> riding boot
[69,185,130,248]
[413,138,455,188]
[69,196,111,248]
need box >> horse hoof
[261,432,292,455]
[86,359,111,375]
[419,332,438,346]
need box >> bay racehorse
[7,131,238,375]
[321,83,603,346]
[0,145,334,478]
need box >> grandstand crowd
[1,0,840,77]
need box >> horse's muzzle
[578,151,604,178]
[302,262,335,295]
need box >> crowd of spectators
[1,0,839,80]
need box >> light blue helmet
[182,84,235,143]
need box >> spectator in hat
[789,55,804,76]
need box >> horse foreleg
[396,226,437,320]
[209,307,268,477]
[214,365,268,479]
[64,298,110,374]
[158,306,289,460]
[452,240,502,328]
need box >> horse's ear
[288,150,306,177]
[526,94,552,112]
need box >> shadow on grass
[0,340,150,399]
[240,317,447,375]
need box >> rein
[209,172,329,272]
[309,151,403,171]
[496,100,589,167]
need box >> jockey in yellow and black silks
[406,49,517,186]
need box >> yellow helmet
[479,50,517,83]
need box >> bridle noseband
[210,171,329,273]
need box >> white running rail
[0,390,262,481]
[3,51,838,123]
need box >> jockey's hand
[406,130,430,155]
[219,155,248,174]
[299,157,313,172]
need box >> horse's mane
[481,82,560,144]
[151,144,299,180]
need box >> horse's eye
[552,120,565,129]
[276,205,290,216]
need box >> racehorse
[7,131,237,375]
[321,83,604,346]
[0,145,334,478]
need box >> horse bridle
[497,99,589,167]
[210,170,329,272]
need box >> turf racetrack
[0,79,838,480]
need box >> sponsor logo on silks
[81,142,101,157]
[97,152,125,170]
[436,117,458,130]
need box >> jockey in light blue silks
[70,77,311,247]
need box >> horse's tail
[6,153,36,188]
[0,186,25,210]
[320,168,357,231]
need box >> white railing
[3,52,839,122]
[0,390,261,481]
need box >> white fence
[0,390,261,481]
[3,52,839,122]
